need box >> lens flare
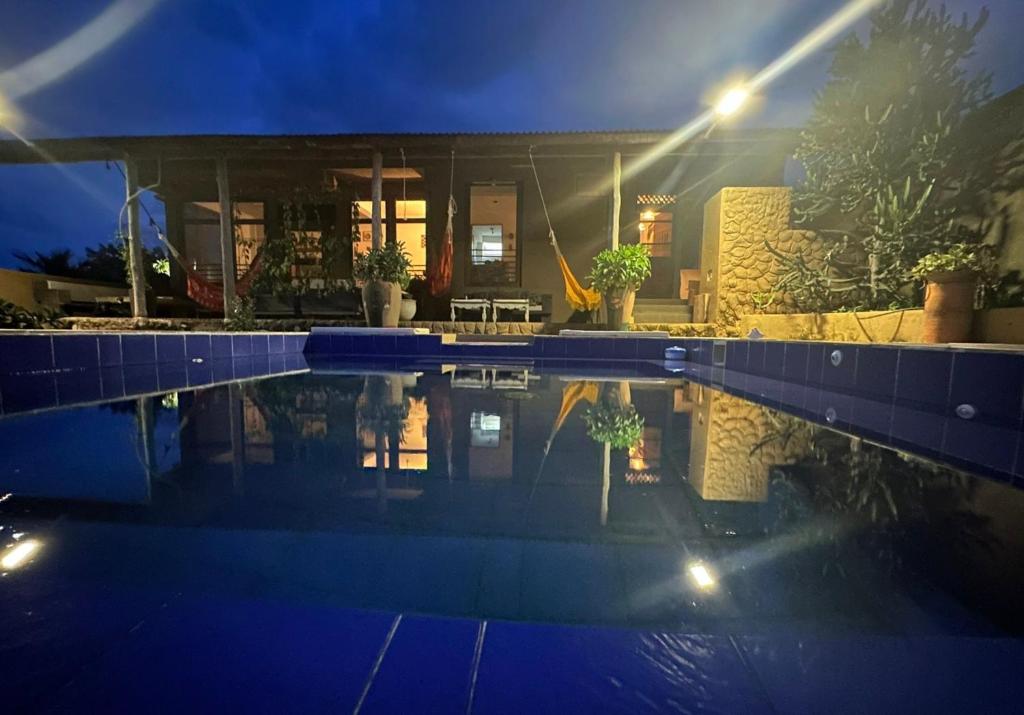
[1,539,42,571]
[714,87,750,117]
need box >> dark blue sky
[0,0,1020,268]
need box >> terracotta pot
[400,297,417,322]
[361,281,402,327]
[922,269,976,343]
[604,288,636,330]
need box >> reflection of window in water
[358,397,429,471]
[627,426,662,484]
[470,412,502,447]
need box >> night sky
[0,0,1020,268]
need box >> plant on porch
[252,199,349,317]
[776,0,995,312]
[587,244,651,329]
[353,242,412,327]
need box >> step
[632,309,693,323]
[635,298,688,306]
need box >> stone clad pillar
[699,187,820,323]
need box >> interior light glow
[688,561,716,589]
[1,539,42,570]
[641,210,657,221]
[714,87,749,117]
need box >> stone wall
[700,187,823,326]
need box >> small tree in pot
[911,243,994,343]
[588,244,651,330]
[353,242,411,327]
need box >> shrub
[224,296,257,332]
[582,401,644,449]
[587,244,651,293]
[1,300,64,329]
[910,243,995,280]
[353,242,412,287]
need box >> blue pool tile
[97,335,122,367]
[847,395,894,441]
[473,623,771,715]
[890,404,946,457]
[779,380,808,415]
[764,341,786,379]
[122,364,159,395]
[747,340,766,375]
[372,335,397,355]
[806,343,826,385]
[285,353,306,371]
[739,635,1024,715]
[288,333,307,353]
[53,334,99,370]
[358,616,479,715]
[948,350,1024,426]
[185,334,212,362]
[395,335,417,355]
[155,334,185,363]
[895,348,952,411]
[99,367,125,399]
[157,364,188,391]
[250,333,269,356]
[268,354,286,374]
[231,334,252,357]
[186,361,213,387]
[45,595,398,715]
[329,333,352,355]
[564,337,592,359]
[233,357,255,379]
[611,338,638,359]
[808,390,852,430]
[943,418,1019,475]
[56,369,102,405]
[350,335,375,355]
[211,334,233,359]
[211,359,234,382]
[726,340,748,371]
[267,334,284,354]
[0,373,57,412]
[416,334,441,356]
[783,342,810,383]
[821,343,857,391]
[252,354,271,376]
[853,345,899,399]
[636,337,664,360]
[0,334,53,374]
[121,334,156,365]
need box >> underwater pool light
[687,560,716,590]
[1,539,42,571]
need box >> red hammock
[185,253,263,312]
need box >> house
[0,129,795,323]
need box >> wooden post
[215,158,236,314]
[610,151,622,250]
[371,151,383,250]
[124,158,148,317]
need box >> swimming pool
[2,339,1024,713]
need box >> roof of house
[0,127,799,164]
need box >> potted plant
[353,242,411,327]
[911,243,993,343]
[582,382,644,449]
[587,244,651,330]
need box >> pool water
[2,362,1024,712]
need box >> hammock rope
[527,146,601,313]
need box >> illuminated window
[470,412,502,447]
[352,199,427,277]
[469,184,518,285]
[358,397,428,471]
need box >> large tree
[785,0,991,311]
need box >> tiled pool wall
[0,331,309,416]
[304,331,1024,485]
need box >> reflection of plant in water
[583,382,644,450]
[246,376,359,441]
[768,428,996,578]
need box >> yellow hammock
[529,146,602,313]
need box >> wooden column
[371,151,383,250]
[610,151,622,250]
[124,158,148,317]
[215,158,236,314]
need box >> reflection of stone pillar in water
[600,442,611,526]
[136,396,157,502]
[688,387,810,502]
[228,384,245,495]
